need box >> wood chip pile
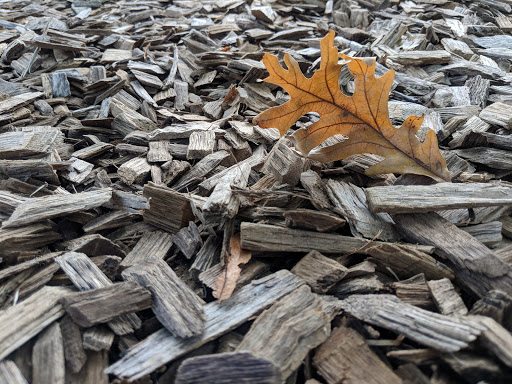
[1,0,512,383]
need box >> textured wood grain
[60,282,152,328]
[172,150,229,191]
[120,230,173,267]
[122,258,205,338]
[240,222,433,255]
[82,327,114,352]
[472,315,512,367]
[198,145,266,193]
[105,270,305,381]
[0,360,29,384]
[393,213,512,297]
[237,285,330,379]
[55,252,141,335]
[0,286,68,360]
[327,180,399,240]
[340,294,483,352]
[366,243,454,280]
[366,183,512,214]
[314,326,402,384]
[60,315,87,374]
[291,251,347,293]
[428,278,468,316]
[175,352,281,384]
[202,162,251,222]
[32,323,65,384]
[66,350,108,384]
[142,182,195,233]
[2,189,112,228]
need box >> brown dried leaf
[253,31,450,181]
[213,233,252,301]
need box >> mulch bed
[1,0,512,383]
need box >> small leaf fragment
[213,233,252,301]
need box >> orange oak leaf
[253,30,450,182]
[213,233,252,302]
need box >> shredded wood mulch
[1,0,512,383]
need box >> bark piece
[131,69,163,89]
[391,274,434,309]
[0,286,68,360]
[55,252,141,335]
[60,282,152,328]
[465,75,490,108]
[261,139,302,186]
[237,285,330,380]
[440,61,505,79]
[121,230,173,267]
[291,251,348,293]
[453,147,512,170]
[52,72,71,98]
[172,222,202,260]
[0,360,28,384]
[187,130,216,159]
[0,252,61,281]
[82,327,114,352]
[472,315,512,367]
[83,210,137,233]
[149,122,220,141]
[314,326,402,384]
[327,180,399,240]
[366,243,454,280]
[284,207,346,232]
[460,221,502,246]
[32,323,65,384]
[428,278,468,316]
[299,170,331,211]
[2,189,112,228]
[441,38,474,59]
[147,141,172,163]
[0,92,43,114]
[111,99,157,135]
[240,222,432,254]
[388,50,451,65]
[172,150,230,192]
[105,270,304,381]
[340,294,483,352]
[0,224,61,263]
[66,350,108,384]
[366,183,512,214]
[143,182,195,233]
[62,158,94,184]
[60,315,87,374]
[0,160,59,185]
[59,234,125,258]
[117,157,151,185]
[190,235,222,273]
[198,145,266,193]
[122,257,206,338]
[470,290,512,326]
[394,213,512,297]
[175,352,281,384]
[100,49,132,62]
[72,143,113,160]
[0,127,64,159]
[202,162,251,222]
[480,101,512,128]
[174,80,189,110]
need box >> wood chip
[122,257,206,338]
